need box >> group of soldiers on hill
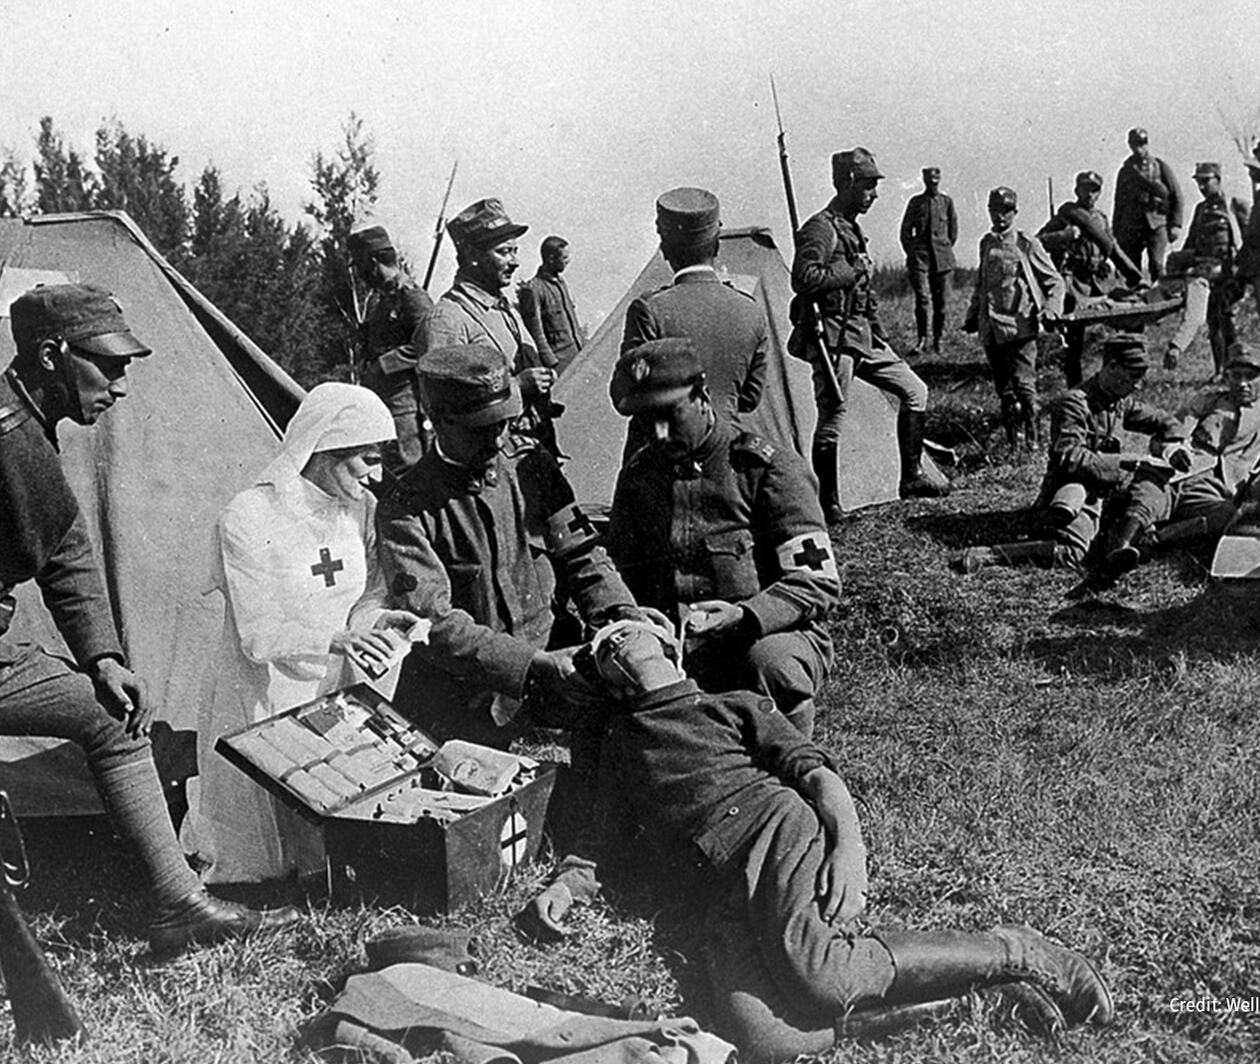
[5,124,1257,1059]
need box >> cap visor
[72,331,152,358]
[452,389,524,427]
[474,223,529,248]
[615,384,694,416]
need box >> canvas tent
[552,226,906,512]
[0,211,303,816]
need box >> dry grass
[5,284,1260,1062]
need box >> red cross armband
[776,532,839,582]
[545,503,600,558]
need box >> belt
[0,400,32,437]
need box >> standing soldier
[416,199,563,457]
[1113,128,1183,281]
[790,147,947,519]
[605,338,838,738]
[1037,170,1142,387]
[0,284,298,956]
[620,187,768,461]
[963,187,1065,449]
[348,222,433,469]
[518,235,585,374]
[899,166,958,355]
[1183,162,1244,378]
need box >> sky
[3,0,1259,328]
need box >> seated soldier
[1086,340,1260,587]
[960,334,1184,573]
[521,619,1113,1063]
[605,339,838,737]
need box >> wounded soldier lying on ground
[519,619,1113,1063]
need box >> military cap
[610,338,705,416]
[417,344,523,426]
[1194,162,1221,180]
[1127,127,1149,145]
[922,166,941,179]
[1226,342,1260,373]
[832,147,883,188]
[446,198,528,250]
[655,187,720,251]
[1075,170,1104,189]
[365,927,478,975]
[1100,332,1149,371]
[10,283,151,359]
[988,186,1018,211]
[347,222,394,260]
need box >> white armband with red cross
[776,532,838,582]
[546,503,600,556]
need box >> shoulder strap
[1014,233,1045,312]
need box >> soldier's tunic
[376,443,635,745]
[0,369,201,901]
[1113,153,1183,279]
[416,275,560,454]
[558,680,896,1059]
[607,421,837,734]
[1037,201,1136,386]
[518,267,583,373]
[1038,376,1182,562]
[965,228,1065,408]
[790,199,927,447]
[1184,192,1241,372]
[358,276,432,467]
[620,266,768,457]
[899,188,958,341]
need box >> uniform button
[758,698,775,714]
[727,805,739,817]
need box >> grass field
[6,283,1260,1063]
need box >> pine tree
[33,116,96,212]
[93,120,190,259]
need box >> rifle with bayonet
[0,789,86,1047]
[422,160,460,293]
[771,75,845,404]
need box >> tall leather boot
[1020,399,1041,452]
[1148,512,1230,551]
[931,308,946,354]
[1102,515,1149,578]
[957,540,1062,574]
[897,409,949,498]
[876,926,1113,1028]
[999,394,1022,450]
[811,442,843,524]
[912,306,929,355]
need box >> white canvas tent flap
[0,211,303,815]
[552,226,905,512]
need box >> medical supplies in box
[216,684,556,911]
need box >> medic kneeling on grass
[520,618,1114,1063]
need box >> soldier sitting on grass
[520,617,1114,1064]
[959,333,1185,575]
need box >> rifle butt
[0,886,86,1046]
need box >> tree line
[0,114,385,387]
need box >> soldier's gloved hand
[518,881,576,942]
[684,600,747,638]
[89,656,153,739]
[816,838,868,926]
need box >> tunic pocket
[703,529,759,599]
